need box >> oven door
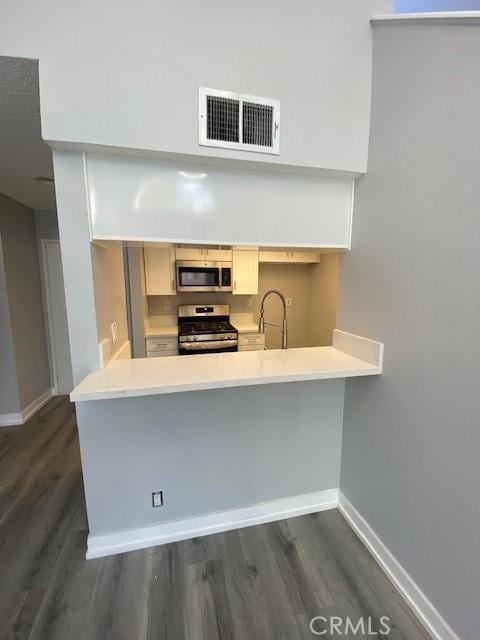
[176,261,222,292]
[179,340,238,355]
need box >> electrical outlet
[286,298,292,307]
[163,301,171,312]
[110,321,118,344]
[152,491,164,507]
[247,297,253,308]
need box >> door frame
[40,239,62,395]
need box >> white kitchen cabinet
[238,333,265,351]
[259,250,320,264]
[232,250,259,295]
[145,336,178,357]
[144,247,176,295]
[175,247,232,261]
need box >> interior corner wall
[91,242,129,359]
[0,193,50,410]
[337,23,480,640]
[308,254,339,347]
[0,237,21,415]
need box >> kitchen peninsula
[72,330,383,401]
[72,329,383,559]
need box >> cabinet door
[232,250,259,295]
[174,247,206,260]
[258,250,291,263]
[204,248,232,261]
[289,251,320,263]
[144,247,176,295]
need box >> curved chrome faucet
[258,289,288,349]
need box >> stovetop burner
[180,320,236,335]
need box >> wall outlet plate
[286,298,292,307]
[110,321,118,344]
[152,491,164,507]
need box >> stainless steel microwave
[176,261,232,292]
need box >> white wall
[52,151,100,384]
[0,0,390,174]
[338,22,480,640]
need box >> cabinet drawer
[238,333,265,347]
[146,336,178,353]
[146,350,178,358]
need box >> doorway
[41,239,73,395]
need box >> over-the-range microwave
[176,260,232,292]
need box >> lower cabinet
[145,336,178,357]
[238,333,265,351]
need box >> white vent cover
[199,87,280,155]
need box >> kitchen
[3,1,477,637]
[128,243,339,359]
[70,151,383,559]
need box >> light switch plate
[110,321,118,344]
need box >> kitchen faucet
[258,289,288,349]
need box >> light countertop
[71,331,383,402]
[145,325,178,337]
[232,321,260,334]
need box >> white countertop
[232,321,260,334]
[145,325,178,337]
[71,331,383,402]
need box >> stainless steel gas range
[178,305,238,355]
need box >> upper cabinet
[232,249,259,295]
[259,250,320,264]
[144,247,176,295]
[175,247,232,262]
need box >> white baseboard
[0,388,52,427]
[338,492,460,640]
[87,488,338,559]
[0,412,24,427]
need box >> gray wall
[0,237,21,415]
[337,23,480,640]
[0,193,51,409]
[34,210,59,240]
[77,380,344,536]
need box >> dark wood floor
[0,397,431,640]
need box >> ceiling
[0,56,56,210]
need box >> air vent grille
[199,88,280,155]
[242,102,273,147]
[206,96,240,143]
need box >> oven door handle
[180,340,238,351]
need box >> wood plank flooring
[0,397,432,640]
